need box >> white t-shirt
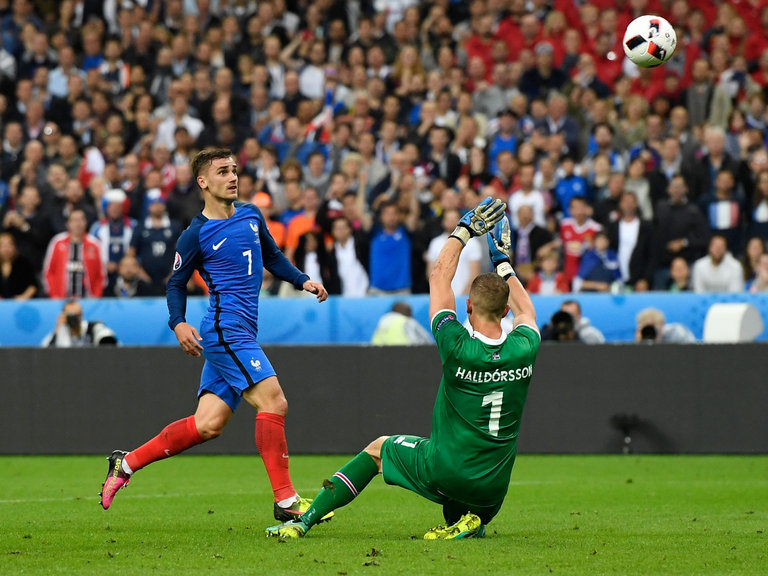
[426,233,483,295]
[335,239,369,297]
[617,217,640,282]
[508,189,547,228]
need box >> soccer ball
[623,15,677,68]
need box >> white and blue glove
[487,216,515,280]
[450,197,507,246]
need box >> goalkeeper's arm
[487,219,536,328]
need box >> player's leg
[100,363,231,510]
[242,375,315,518]
[265,436,385,538]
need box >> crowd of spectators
[3,0,768,304]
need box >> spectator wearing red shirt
[43,208,104,299]
[560,196,602,282]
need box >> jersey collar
[471,328,507,346]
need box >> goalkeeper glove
[450,197,507,246]
[487,217,515,280]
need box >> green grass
[0,455,765,575]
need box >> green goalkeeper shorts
[380,435,503,523]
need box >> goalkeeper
[266,197,540,540]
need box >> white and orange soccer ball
[623,15,677,68]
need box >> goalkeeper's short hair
[469,273,509,320]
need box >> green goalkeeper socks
[301,451,379,528]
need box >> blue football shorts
[197,316,276,411]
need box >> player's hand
[303,280,328,302]
[174,322,203,357]
[451,197,507,245]
[487,217,515,280]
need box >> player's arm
[429,197,507,319]
[487,217,536,328]
[166,227,204,356]
[255,206,328,302]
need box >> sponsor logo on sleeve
[435,313,456,331]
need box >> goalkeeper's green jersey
[428,309,540,505]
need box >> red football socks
[124,415,204,472]
[255,412,296,502]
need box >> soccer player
[100,148,332,523]
[265,198,541,539]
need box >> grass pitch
[0,455,765,575]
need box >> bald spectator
[692,235,745,293]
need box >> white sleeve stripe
[431,309,456,327]
[515,323,541,341]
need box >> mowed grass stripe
[0,455,765,576]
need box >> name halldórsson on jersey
[455,365,533,383]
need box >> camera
[91,322,118,346]
[66,313,81,330]
[640,324,657,341]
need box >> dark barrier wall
[1,345,766,455]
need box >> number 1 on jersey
[242,249,252,276]
[482,391,503,437]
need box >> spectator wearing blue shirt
[573,231,622,292]
[368,202,414,294]
[554,155,588,218]
[487,109,518,175]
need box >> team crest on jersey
[173,251,182,271]
[249,221,261,244]
[250,358,262,371]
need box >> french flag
[709,200,740,229]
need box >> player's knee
[261,392,288,415]
[197,417,226,440]
[364,436,388,461]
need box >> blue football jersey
[167,202,309,335]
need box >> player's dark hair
[191,147,234,178]
[469,273,509,320]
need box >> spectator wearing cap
[519,42,567,101]
[89,188,135,282]
[129,188,181,294]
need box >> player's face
[200,157,238,202]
